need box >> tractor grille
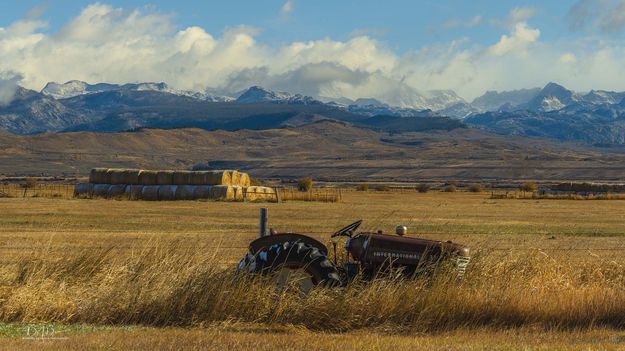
[456,256,470,276]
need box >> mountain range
[3,80,625,145]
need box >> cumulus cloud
[568,0,625,33]
[2,3,625,104]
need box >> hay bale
[110,169,140,185]
[156,171,174,185]
[74,183,94,198]
[189,171,207,185]
[159,185,178,201]
[92,184,111,198]
[125,185,143,200]
[198,170,231,185]
[210,185,234,200]
[173,171,192,185]
[108,184,127,198]
[239,172,251,187]
[193,186,212,199]
[141,185,160,201]
[175,185,197,200]
[89,168,109,184]
[232,186,244,200]
[244,186,259,201]
[138,170,158,185]
[230,171,240,187]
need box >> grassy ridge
[1,240,624,331]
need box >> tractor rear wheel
[237,241,342,291]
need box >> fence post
[275,187,281,203]
[259,208,268,238]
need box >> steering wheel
[330,220,363,238]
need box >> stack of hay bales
[75,168,259,201]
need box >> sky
[1,0,625,106]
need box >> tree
[519,181,537,193]
[298,177,313,192]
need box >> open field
[0,191,624,349]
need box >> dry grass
[1,240,624,332]
[2,324,625,351]
[0,192,625,347]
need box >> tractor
[237,219,470,293]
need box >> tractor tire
[238,241,342,288]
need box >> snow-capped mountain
[42,80,233,102]
[519,82,581,112]
[471,88,541,112]
[236,86,321,105]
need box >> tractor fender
[248,233,328,256]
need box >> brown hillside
[1,121,625,181]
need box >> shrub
[374,185,391,192]
[468,183,483,193]
[297,177,313,192]
[356,184,369,191]
[520,181,537,193]
[416,184,430,193]
[443,184,457,192]
[250,178,262,186]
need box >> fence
[277,187,342,202]
[0,183,75,199]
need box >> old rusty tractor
[237,219,470,293]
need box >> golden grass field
[0,191,624,350]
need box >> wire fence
[277,187,342,202]
[0,183,74,199]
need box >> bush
[250,178,263,186]
[520,181,537,193]
[356,184,369,191]
[468,183,483,193]
[443,184,457,192]
[416,184,430,193]
[297,177,313,192]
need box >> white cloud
[487,22,540,56]
[0,73,22,106]
[3,3,625,104]
[281,0,294,16]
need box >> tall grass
[1,240,624,332]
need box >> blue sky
[1,1,625,104]
[0,1,590,50]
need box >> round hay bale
[231,186,244,200]
[200,170,231,185]
[73,183,94,198]
[230,171,240,187]
[159,185,178,201]
[189,171,207,185]
[173,171,192,185]
[210,185,234,200]
[175,185,197,200]
[141,185,160,201]
[89,168,109,184]
[110,169,140,185]
[138,170,158,185]
[239,173,251,187]
[193,185,212,199]
[125,185,143,200]
[244,186,259,201]
[156,170,174,185]
[108,184,127,198]
[92,184,111,198]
